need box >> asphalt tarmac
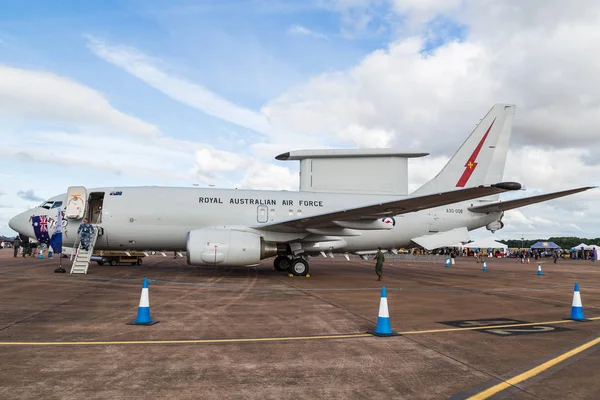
[1,250,599,399]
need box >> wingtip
[491,182,522,191]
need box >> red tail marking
[455,118,496,187]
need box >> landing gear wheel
[136,258,143,265]
[110,259,117,266]
[274,255,291,271]
[288,258,309,276]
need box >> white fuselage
[20,186,500,253]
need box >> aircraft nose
[9,212,32,237]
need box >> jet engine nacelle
[186,228,277,267]
[486,220,504,232]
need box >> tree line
[498,237,600,249]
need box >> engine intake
[186,228,277,267]
[486,220,504,232]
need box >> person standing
[22,239,30,257]
[13,236,21,257]
[77,218,95,251]
[374,247,385,281]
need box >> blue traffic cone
[482,261,487,271]
[38,252,43,259]
[537,263,543,275]
[127,278,159,325]
[369,286,398,336]
[48,249,53,258]
[445,258,451,268]
[569,283,586,321]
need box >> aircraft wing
[468,187,595,214]
[252,182,521,233]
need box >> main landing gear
[273,255,290,271]
[274,255,310,276]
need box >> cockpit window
[40,201,54,209]
[51,201,63,208]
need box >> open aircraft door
[65,186,87,219]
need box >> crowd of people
[1,236,42,257]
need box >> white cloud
[193,147,247,182]
[0,65,159,136]
[237,161,297,191]
[504,148,600,194]
[287,24,329,39]
[263,37,491,150]
[85,35,392,150]
[263,2,600,155]
[390,0,463,26]
[0,128,197,181]
[530,216,558,226]
[16,189,43,202]
[192,146,296,191]
[318,0,463,38]
[85,36,273,136]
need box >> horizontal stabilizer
[411,227,470,250]
[468,187,595,213]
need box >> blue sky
[1,0,414,146]
[1,0,598,239]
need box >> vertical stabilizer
[412,104,515,197]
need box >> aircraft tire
[274,255,291,271]
[288,258,309,276]
[137,258,143,265]
[110,259,117,266]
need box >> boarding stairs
[70,228,99,274]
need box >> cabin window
[51,201,63,208]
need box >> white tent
[574,243,591,250]
[463,237,508,250]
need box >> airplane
[8,104,593,276]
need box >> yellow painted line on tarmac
[0,317,598,347]
[0,333,373,346]
[467,335,600,399]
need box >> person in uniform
[77,218,95,250]
[13,236,21,257]
[374,247,385,281]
